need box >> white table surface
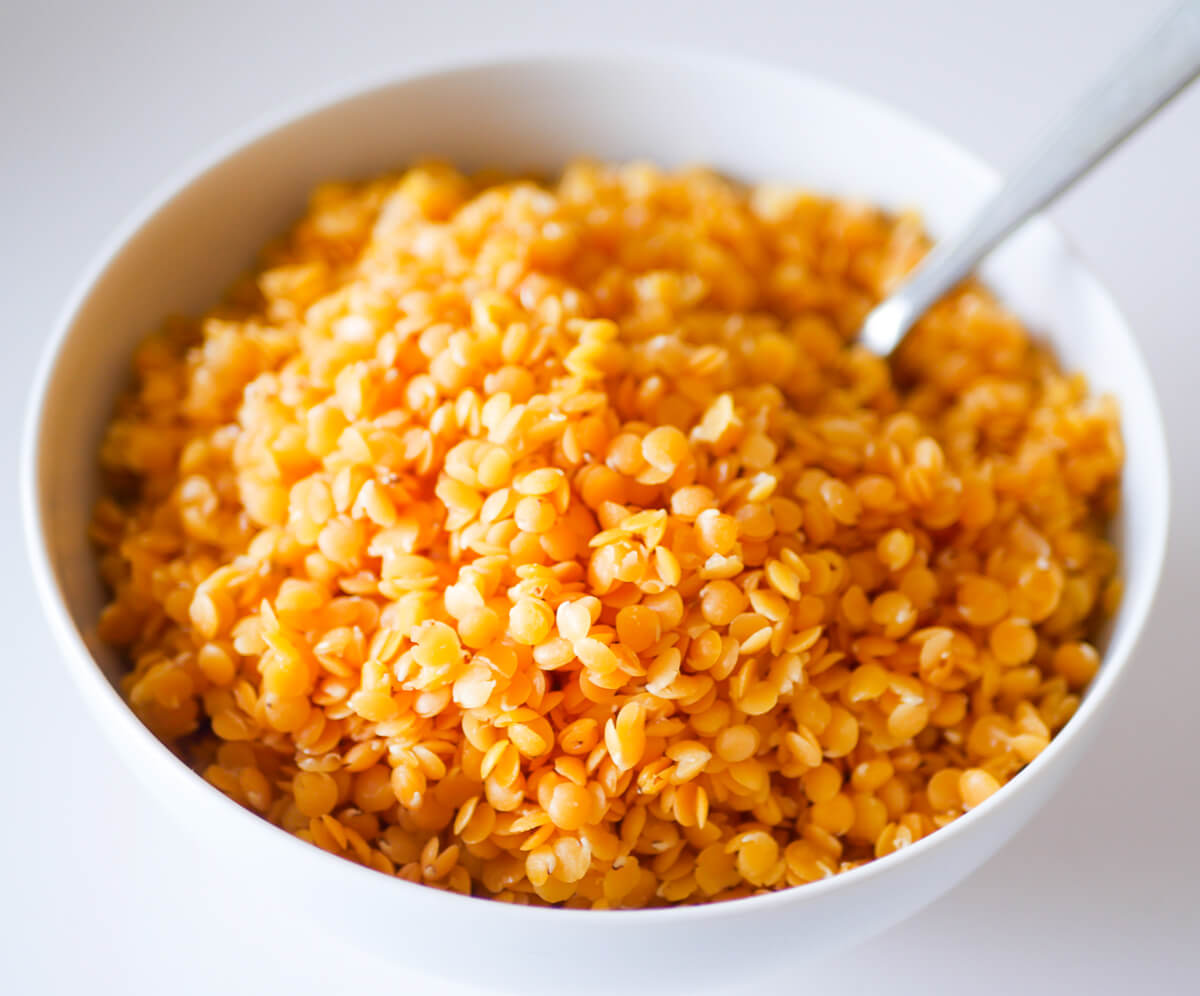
[3,1,1198,992]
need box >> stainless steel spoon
[860,0,1200,357]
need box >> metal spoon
[859,0,1200,357]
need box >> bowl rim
[20,45,1171,925]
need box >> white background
[3,1,1198,992]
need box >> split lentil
[94,160,1122,908]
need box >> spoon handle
[860,0,1200,356]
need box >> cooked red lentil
[93,161,1122,907]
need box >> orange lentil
[95,161,1122,908]
[695,510,739,557]
[514,496,556,533]
[714,724,760,764]
[731,831,781,887]
[870,591,917,638]
[957,575,1010,627]
[547,781,595,831]
[876,529,915,571]
[803,763,842,804]
[615,604,661,653]
[887,701,931,741]
[927,768,963,811]
[990,618,1038,665]
[293,771,339,818]
[810,793,856,836]
[700,580,747,627]
[510,598,554,646]
[642,426,690,473]
[1053,641,1101,688]
[959,768,1002,809]
[850,758,894,793]
[820,706,859,758]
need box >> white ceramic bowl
[22,51,1169,994]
